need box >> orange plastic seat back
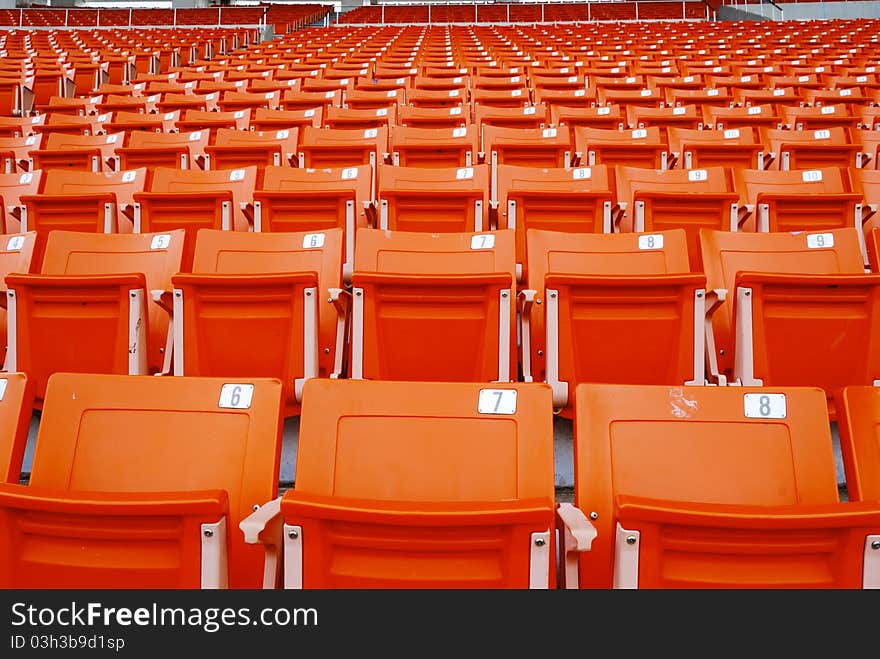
[700,228,867,382]
[0,170,41,233]
[496,164,613,273]
[250,107,323,134]
[135,166,257,268]
[782,104,860,132]
[174,228,344,416]
[475,104,548,131]
[205,127,298,171]
[118,130,209,171]
[732,167,861,233]
[837,386,880,502]
[324,105,396,131]
[667,127,763,169]
[571,383,880,588]
[218,89,281,112]
[389,125,478,168]
[399,105,471,129]
[704,104,780,131]
[551,105,626,143]
[351,228,516,383]
[615,165,738,269]
[298,126,387,169]
[575,126,667,169]
[377,164,489,233]
[627,104,702,132]
[483,125,572,169]
[0,373,34,484]
[732,270,880,401]
[6,229,184,405]
[761,126,859,170]
[0,373,282,588]
[32,131,124,171]
[524,229,702,412]
[254,164,371,276]
[22,168,148,265]
[284,379,555,588]
[0,134,42,172]
[176,108,251,135]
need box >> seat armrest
[240,496,285,590]
[704,288,728,385]
[556,502,597,590]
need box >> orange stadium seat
[350,228,516,382]
[0,116,46,139]
[522,229,705,413]
[398,105,470,129]
[21,168,148,265]
[133,166,257,268]
[377,164,490,232]
[242,379,556,589]
[0,134,42,173]
[169,228,345,416]
[475,104,548,131]
[324,105,397,131]
[175,108,251,138]
[614,165,740,270]
[761,126,860,170]
[700,228,880,412]
[494,164,613,279]
[0,170,42,234]
[667,127,764,170]
[704,104,781,132]
[204,127,298,173]
[563,383,880,588]
[732,167,863,237]
[0,373,283,588]
[483,125,573,175]
[29,131,124,172]
[117,130,210,173]
[250,107,322,135]
[5,229,184,405]
[837,385,880,503]
[575,126,668,169]
[389,125,478,168]
[298,126,387,173]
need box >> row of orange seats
[1,225,879,421]
[1,371,879,588]
[1,157,877,272]
[4,116,879,176]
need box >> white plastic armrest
[519,289,537,383]
[240,496,284,589]
[362,199,377,227]
[704,288,728,386]
[556,502,597,552]
[240,496,283,545]
[737,203,754,227]
[612,201,626,231]
[151,289,174,376]
[557,502,596,589]
[328,287,349,379]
